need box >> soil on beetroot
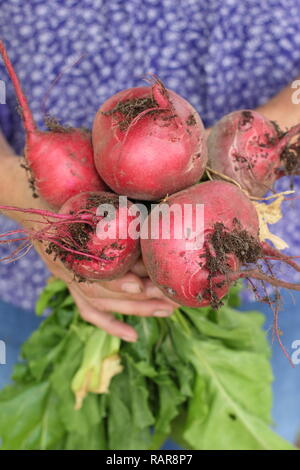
[20,159,38,199]
[102,95,160,131]
[44,115,75,133]
[258,133,278,148]
[238,110,254,130]
[68,222,93,248]
[45,221,94,263]
[186,114,196,126]
[280,141,300,175]
[201,219,262,309]
[271,120,287,140]
[232,151,254,171]
[86,193,119,210]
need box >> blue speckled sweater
[0,0,300,309]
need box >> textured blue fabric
[239,291,300,444]
[0,300,42,389]
[0,0,300,309]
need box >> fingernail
[121,334,137,342]
[122,283,142,294]
[153,310,172,317]
[146,286,162,298]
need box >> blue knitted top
[0,0,300,309]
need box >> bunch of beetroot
[1,41,300,310]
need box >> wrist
[0,155,46,225]
[256,81,300,130]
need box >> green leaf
[153,375,185,436]
[71,328,122,409]
[181,305,269,354]
[225,281,243,308]
[0,382,64,450]
[170,322,294,450]
[107,359,154,450]
[65,422,106,450]
[35,279,67,316]
[50,328,103,436]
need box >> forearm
[256,76,300,129]
[0,133,44,224]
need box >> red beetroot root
[92,78,207,201]
[141,180,300,308]
[141,181,260,308]
[0,192,141,281]
[0,41,105,209]
[207,110,300,197]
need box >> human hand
[256,76,300,129]
[36,246,178,342]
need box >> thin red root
[278,122,300,153]
[0,41,36,133]
[0,217,113,264]
[41,54,86,118]
[272,292,295,367]
[261,242,300,273]
[0,205,98,226]
[0,205,78,219]
[238,269,300,291]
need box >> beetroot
[141,181,260,307]
[141,180,300,308]
[0,41,105,208]
[48,192,141,280]
[92,78,207,201]
[207,110,300,197]
[0,192,140,281]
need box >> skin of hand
[205,77,300,137]
[255,75,300,129]
[0,136,178,342]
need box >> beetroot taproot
[141,180,300,308]
[0,41,105,208]
[0,192,141,281]
[92,78,207,201]
[47,192,141,280]
[207,110,300,197]
[141,181,260,307]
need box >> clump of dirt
[186,114,196,126]
[238,111,254,130]
[44,115,74,133]
[280,141,300,175]
[209,220,261,267]
[86,193,119,211]
[102,95,159,131]
[68,222,93,249]
[271,120,287,140]
[20,158,38,199]
[202,219,261,309]
[259,133,277,148]
[46,220,94,262]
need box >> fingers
[70,286,138,342]
[205,127,212,138]
[71,281,175,318]
[101,272,144,295]
[87,296,175,318]
[101,276,169,300]
[70,280,176,342]
[69,273,173,303]
[130,257,148,277]
[142,278,170,300]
